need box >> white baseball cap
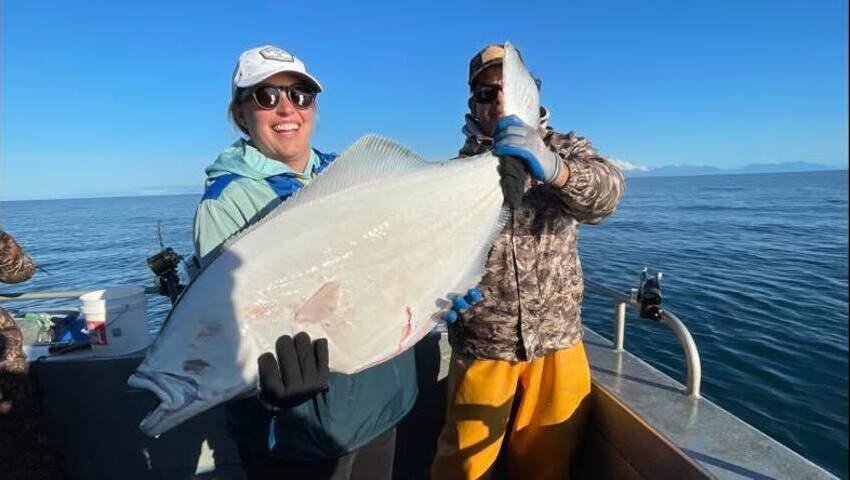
[231,45,323,98]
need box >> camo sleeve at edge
[0,230,35,284]
[545,129,625,224]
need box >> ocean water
[1,170,847,477]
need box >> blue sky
[2,0,847,200]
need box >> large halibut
[128,43,539,437]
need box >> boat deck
[26,327,836,479]
[581,328,836,479]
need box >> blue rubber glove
[493,115,563,184]
[443,287,484,324]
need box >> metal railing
[2,282,702,397]
[585,278,702,398]
[0,287,161,302]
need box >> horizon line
[1,168,846,203]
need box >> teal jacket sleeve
[193,199,246,265]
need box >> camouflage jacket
[448,111,625,361]
[1,230,35,369]
[0,233,66,478]
[0,230,35,284]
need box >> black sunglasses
[471,77,542,104]
[472,84,502,104]
[243,84,317,110]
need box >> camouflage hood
[459,107,551,156]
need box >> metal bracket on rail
[585,270,702,398]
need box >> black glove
[257,332,329,409]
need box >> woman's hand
[258,332,329,409]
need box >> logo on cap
[259,47,294,63]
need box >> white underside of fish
[128,43,540,437]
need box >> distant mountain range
[148,162,843,195]
[5,162,844,202]
[618,161,843,178]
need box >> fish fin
[293,280,341,326]
[281,135,430,211]
[466,205,511,287]
[502,42,540,128]
[222,136,430,249]
[433,201,511,321]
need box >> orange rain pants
[431,341,591,480]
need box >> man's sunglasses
[472,84,502,104]
[472,77,542,104]
[242,84,317,110]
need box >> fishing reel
[147,247,184,304]
[146,222,186,305]
[631,267,663,321]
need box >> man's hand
[493,115,564,185]
[258,332,329,409]
[444,287,484,324]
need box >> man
[431,44,625,480]
[0,230,66,479]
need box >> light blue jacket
[192,139,418,460]
[194,139,330,262]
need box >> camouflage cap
[468,44,506,85]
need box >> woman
[193,45,417,480]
